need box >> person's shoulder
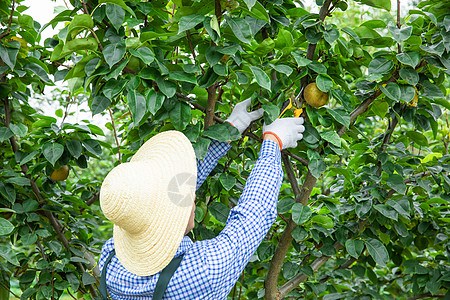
[100,237,115,257]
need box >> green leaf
[68,14,94,34]
[129,47,155,65]
[249,66,271,91]
[43,143,64,166]
[320,131,341,147]
[386,174,406,194]
[156,77,177,98]
[169,101,191,131]
[9,123,27,138]
[365,238,389,267]
[21,233,37,246]
[178,14,206,33]
[262,103,279,125]
[209,201,230,224]
[106,3,125,32]
[270,64,293,76]
[312,215,334,229]
[255,38,275,56]
[146,90,165,115]
[422,80,444,98]
[400,85,415,103]
[244,1,270,23]
[61,37,98,56]
[358,0,390,10]
[213,65,228,76]
[82,272,96,285]
[66,140,82,159]
[316,74,333,92]
[380,82,401,101]
[127,90,147,126]
[225,16,252,44]
[292,203,312,225]
[82,139,102,157]
[99,0,136,17]
[345,239,364,259]
[309,158,326,179]
[371,101,389,118]
[243,0,256,10]
[24,63,52,84]
[405,131,428,147]
[203,123,240,142]
[193,137,211,159]
[388,25,412,43]
[103,41,126,68]
[257,242,275,261]
[205,46,223,66]
[368,57,394,74]
[0,45,19,70]
[327,108,350,128]
[292,51,312,67]
[168,71,197,85]
[420,41,445,56]
[274,29,293,49]
[0,218,14,236]
[0,182,15,203]
[341,27,360,44]
[19,150,39,166]
[277,198,295,214]
[219,173,236,191]
[374,204,398,221]
[91,95,111,116]
[396,51,420,67]
[399,67,419,86]
[324,28,340,44]
[0,127,13,142]
[308,62,327,74]
[305,28,323,43]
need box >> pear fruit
[304,82,329,108]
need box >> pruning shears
[278,90,305,118]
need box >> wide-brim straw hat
[100,131,197,276]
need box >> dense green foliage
[0,0,449,299]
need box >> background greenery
[0,0,449,299]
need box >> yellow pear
[50,165,69,181]
[304,82,329,108]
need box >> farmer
[98,98,305,299]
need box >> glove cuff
[263,131,283,149]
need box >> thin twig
[26,221,48,261]
[0,281,19,298]
[81,0,89,14]
[108,107,121,164]
[7,0,15,28]
[237,269,245,299]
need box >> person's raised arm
[196,98,263,190]
[200,116,305,297]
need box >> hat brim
[108,131,197,276]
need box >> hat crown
[99,131,197,275]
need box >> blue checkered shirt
[98,140,283,299]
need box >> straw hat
[100,131,197,276]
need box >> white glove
[263,117,305,149]
[226,98,264,134]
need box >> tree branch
[204,84,218,130]
[279,242,343,298]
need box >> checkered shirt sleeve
[196,140,231,190]
[98,140,283,299]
